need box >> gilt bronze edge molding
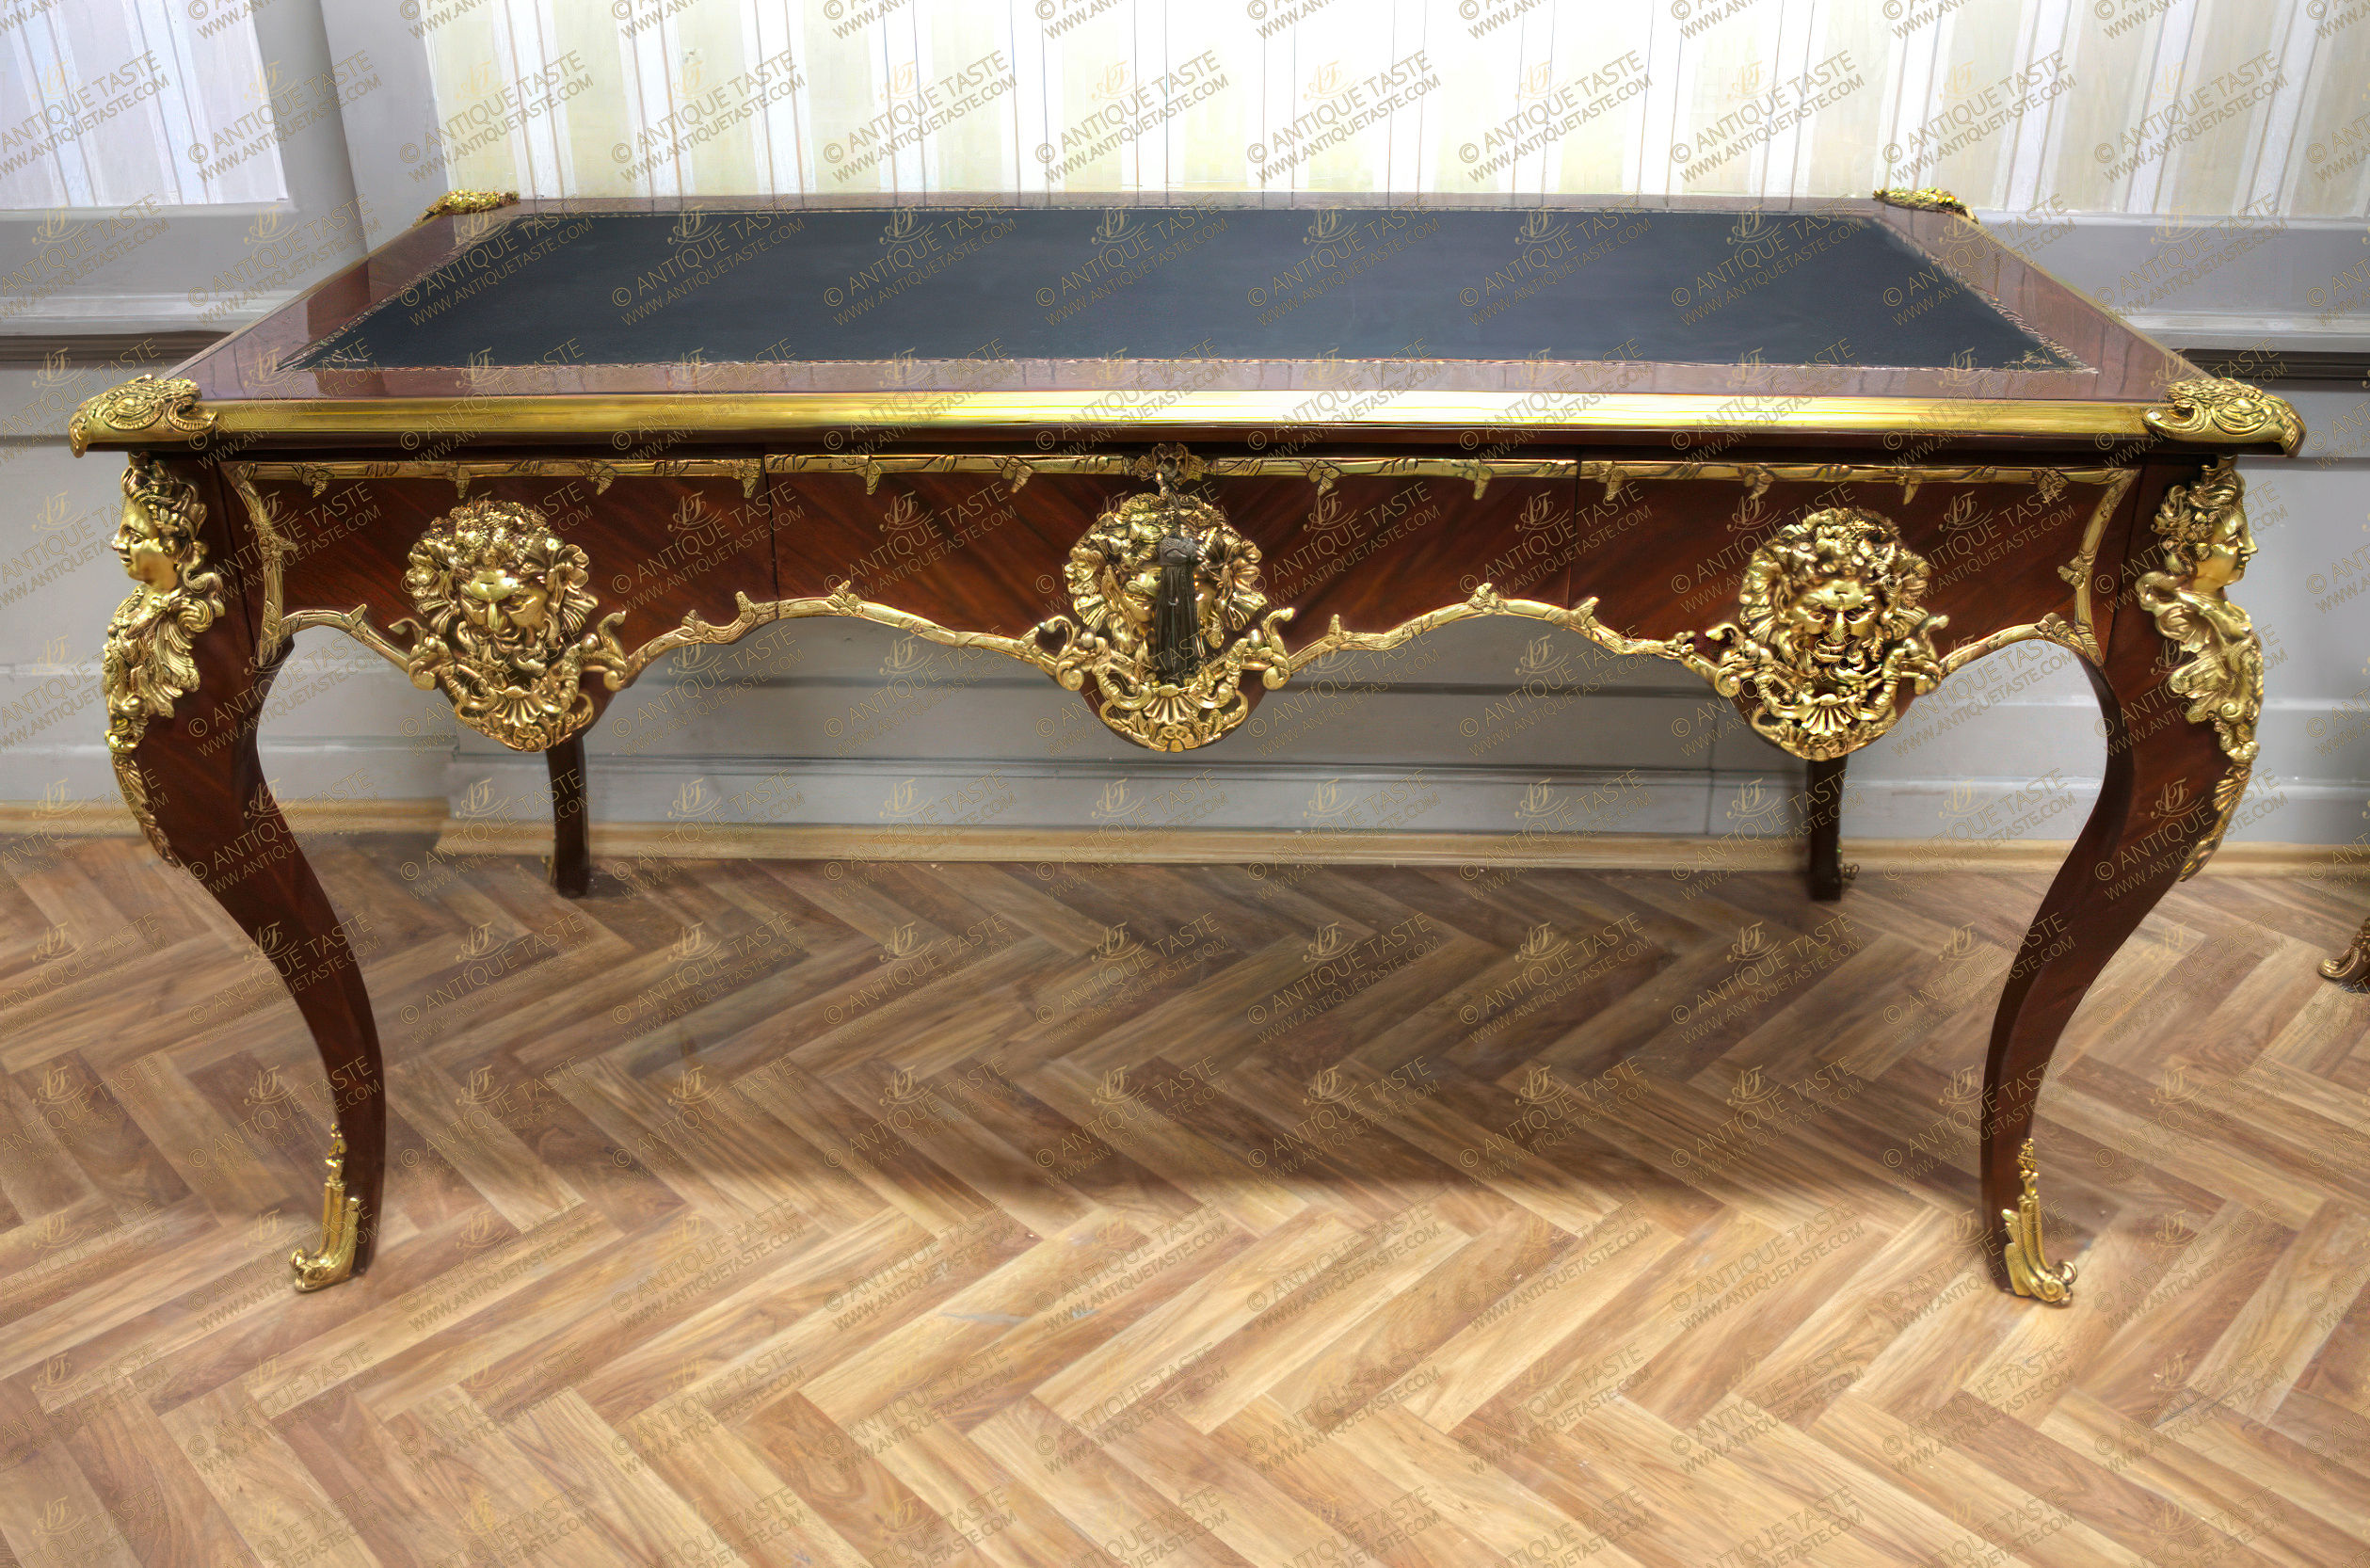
[235,454,2139,496]
[71,386,2299,455]
[599,584,1051,691]
[168,392,2172,442]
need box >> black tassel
[1152,533,1200,684]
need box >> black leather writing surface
[291,205,2078,373]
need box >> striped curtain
[0,0,288,207]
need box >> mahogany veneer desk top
[73,190,2297,1300]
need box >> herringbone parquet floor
[3,830,2368,1568]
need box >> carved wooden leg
[1978,457,2259,1303]
[104,457,383,1289]
[547,735,590,898]
[1804,755,1847,901]
[2320,916,2370,987]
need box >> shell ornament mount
[395,499,624,751]
[1694,507,1947,760]
[1041,470,1294,751]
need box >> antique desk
[73,190,2297,1301]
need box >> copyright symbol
[1247,286,1267,305]
[1670,141,1690,163]
[611,574,632,593]
[399,0,418,14]
[825,0,842,14]
[1036,287,1055,307]
[1883,1147,1901,1165]
[1460,1148,1477,1167]
[188,715,208,737]
[825,287,843,305]
[1882,0,1900,13]
[1460,286,1478,307]
[401,286,420,306]
[1882,141,1901,163]
[825,141,843,162]
[1036,143,1054,163]
[612,0,631,14]
[1883,287,1902,306]
[2093,142,2114,164]
[1247,142,1267,164]
[1671,286,1690,306]
[1037,0,1055,14]
[1247,1003,1267,1023]
[1670,0,1689,13]
[2310,573,2327,593]
[611,287,633,307]
[2311,141,2328,164]
[1460,0,1478,12]
[187,143,207,164]
[400,141,419,164]
[612,142,632,163]
[402,1005,419,1024]
[1458,142,1478,163]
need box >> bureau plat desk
[72,190,2297,1301]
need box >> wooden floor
[4,832,2369,1568]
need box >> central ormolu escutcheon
[1045,464,1293,751]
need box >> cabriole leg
[104,456,384,1289]
[1980,457,2261,1302]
